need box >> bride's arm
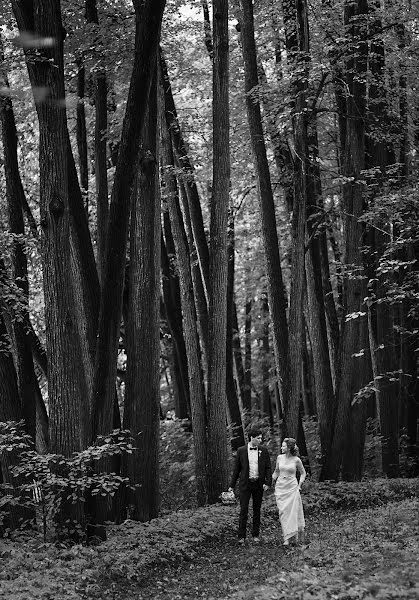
[296,457,306,489]
[272,456,280,484]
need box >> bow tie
[249,447,258,450]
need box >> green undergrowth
[0,478,417,600]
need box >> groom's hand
[262,484,269,492]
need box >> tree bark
[243,297,253,415]
[0,39,38,443]
[283,0,310,438]
[76,57,88,213]
[325,0,371,480]
[12,0,89,456]
[206,0,231,503]
[160,50,210,301]
[161,233,190,419]
[238,0,292,432]
[226,211,245,449]
[95,72,109,285]
[161,88,208,505]
[90,0,166,442]
[124,71,160,522]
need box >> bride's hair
[283,437,299,456]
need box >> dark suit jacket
[230,445,272,493]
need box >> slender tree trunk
[283,0,310,438]
[91,0,166,441]
[95,73,109,285]
[206,0,231,503]
[238,0,292,432]
[161,90,208,505]
[243,297,253,415]
[161,233,190,419]
[124,72,160,521]
[232,301,245,404]
[226,211,245,449]
[0,40,38,443]
[160,50,210,300]
[260,292,274,428]
[177,179,209,363]
[76,57,89,214]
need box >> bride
[272,437,306,546]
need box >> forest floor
[0,492,418,600]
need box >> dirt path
[114,499,418,600]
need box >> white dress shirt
[248,443,259,479]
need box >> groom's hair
[248,427,262,440]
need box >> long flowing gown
[273,455,305,542]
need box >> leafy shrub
[300,477,419,515]
[0,421,134,541]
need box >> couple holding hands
[228,427,306,546]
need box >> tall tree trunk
[13,1,101,445]
[12,0,90,456]
[160,50,210,301]
[177,179,209,363]
[0,39,38,443]
[206,0,231,503]
[95,72,109,285]
[90,0,166,442]
[283,0,310,438]
[226,211,245,450]
[161,233,190,419]
[366,3,399,477]
[305,125,336,466]
[76,57,89,213]
[161,91,208,505]
[232,301,246,404]
[238,0,292,433]
[325,0,371,480]
[260,292,274,428]
[243,297,253,415]
[124,72,160,521]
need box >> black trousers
[238,480,263,539]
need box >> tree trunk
[260,293,274,428]
[177,179,209,364]
[124,71,160,522]
[161,233,190,419]
[76,57,89,213]
[325,0,371,480]
[0,40,38,443]
[226,211,245,450]
[91,0,166,441]
[238,0,292,434]
[206,0,231,503]
[95,73,109,285]
[243,297,253,415]
[283,0,310,438]
[12,0,91,456]
[160,50,210,300]
[12,1,101,447]
[161,89,208,506]
[232,301,246,404]
[366,4,400,478]
[305,125,336,465]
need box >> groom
[228,427,272,543]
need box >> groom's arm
[229,448,242,489]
